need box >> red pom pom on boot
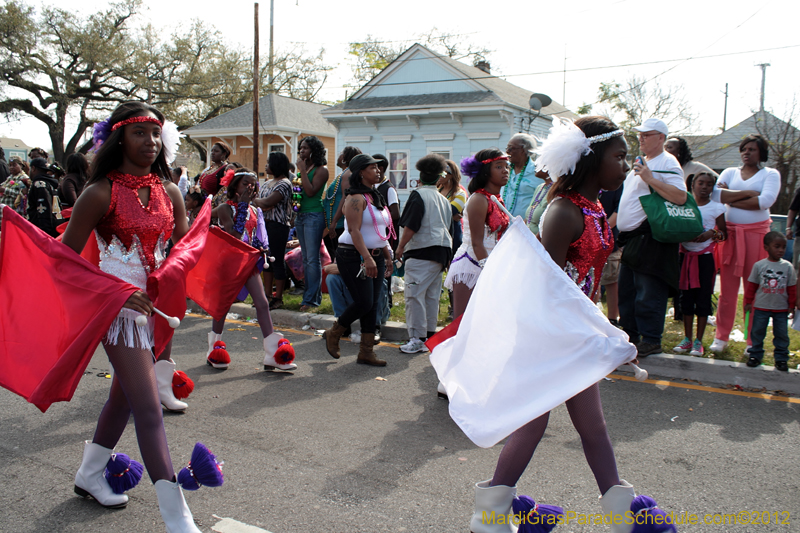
[172,370,195,400]
[206,332,231,369]
[263,332,296,371]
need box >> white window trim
[466,132,502,140]
[427,147,453,160]
[387,149,411,191]
[345,135,372,143]
[268,143,286,153]
[423,133,455,141]
[383,135,412,142]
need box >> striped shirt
[260,177,293,226]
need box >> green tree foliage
[580,76,696,155]
[347,29,491,87]
[0,0,332,162]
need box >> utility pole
[756,63,770,113]
[268,0,274,92]
[253,3,260,174]
[722,83,728,132]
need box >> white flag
[430,218,636,448]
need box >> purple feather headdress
[91,116,113,153]
[460,155,484,179]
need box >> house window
[428,148,452,160]
[268,144,285,153]
[388,150,410,190]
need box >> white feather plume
[534,118,591,180]
[161,120,183,164]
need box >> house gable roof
[323,43,573,118]
[184,93,335,136]
[689,112,796,171]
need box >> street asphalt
[1,313,798,532]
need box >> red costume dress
[96,171,174,349]
[559,191,613,300]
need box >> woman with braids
[197,141,231,197]
[321,154,395,366]
[443,148,511,318]
[468,117,673,533]
[205,167,297,372]
[294,136,329,310]
[61,101,204,531]
[253,151,294,309]
[324,146,362,258]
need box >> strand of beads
[292,175,303,212]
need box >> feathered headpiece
[534,118,623,180]
[220,168,235,188]
[90,115,182,164]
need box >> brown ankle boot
[322,321,347,359]
[357,333,387,366]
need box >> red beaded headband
[481,155,509,165]
[111,116,163,132]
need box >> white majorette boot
[206,331,230,369]
[599,479,636,533]
[263,332,297,371]
[155,359,188,412]
[74,441,129,508]
[155,478,202,533]
[469,479,519,533]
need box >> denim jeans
[295,211,325,307]
[336,246,385,334]
[377,277,390,326]
[326,272,354,318]
[618,263,670,345]
[749,309,790,363]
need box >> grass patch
[602,293,800,369]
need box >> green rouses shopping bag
[638,186,704,243]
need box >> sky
[2,0,799,152]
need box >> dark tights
[92,342,173,483]
[212,273,274,338]
[490,383,620,495]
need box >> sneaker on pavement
[400,337,429,354]
[673,337,692,354]
[775,361,789,371]
[746,357,761,367]
[689,339,704,356]
[637,341,662,358]
[709,338,728,353]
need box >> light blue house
[321,43,574,203]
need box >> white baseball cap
[633,118,668,137]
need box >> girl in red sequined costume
[61,102,202,532]
[470,117,658,533]
[205,168,297,372]
[444,148,511,318]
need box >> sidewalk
[188,300,800,396]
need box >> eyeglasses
[637,131,661,140]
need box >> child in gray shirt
[743,231,796,371]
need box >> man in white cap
[616,118,687,358]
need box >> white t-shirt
[682,200,726,252]
[375,178,399,207]
[617,151,686,232]
[712,167,780,224]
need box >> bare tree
[579,76,697,154]
[752,103,800,213]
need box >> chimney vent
[474,60,491,74]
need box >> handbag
[638,183,704,243]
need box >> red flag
[147,197,212,357]
[0,207,138,412]
[424,314,463,352]
[186,226,260,321]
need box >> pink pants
[715,220,771,341]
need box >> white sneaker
[348,332,362,343]
[399,337,429,354]
[709,338,728,353]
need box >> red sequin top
[475,189,510,239]
[561,191,613,300]
[96,171,174,273]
